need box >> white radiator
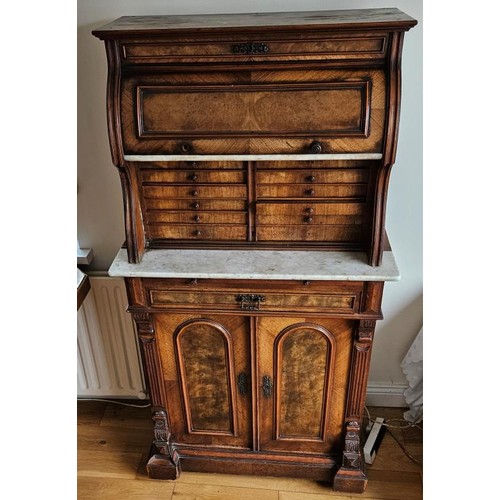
[77,276,147,399]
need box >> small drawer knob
[189,173,198,181]
[180,143,191,153]
[305,189,315,196]
[304,216,313,224]
[189,278,198,286]
[194,230,202,237]
[306,175,316,183]
[309,141,322,154]
[191,202,200,209]
[194,215,201,222]
[305,207,314,214]
[188,161,197,168]
[191,190,199,197]
[303,280,311,286]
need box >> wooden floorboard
[77,402,422,499]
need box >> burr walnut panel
[176,321,233,433]
[258,317,354,454]
[278,327,330,438]
[155,313,252,448]
[120,69,385,155]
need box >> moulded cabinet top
[92,8,417,39]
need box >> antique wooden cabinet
[94,8,416,494]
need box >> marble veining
[108,249,400,281]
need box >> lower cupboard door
[257,316,354,454]
[155,313,252,448]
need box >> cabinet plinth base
[333,468,368,493]
[146,453,180,480]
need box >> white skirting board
[77,276,147,399]
[366,382,408,408]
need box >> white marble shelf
[109,248,400,281]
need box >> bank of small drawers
[141,161,248,242]
[138,160,372,246]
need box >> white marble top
[109,248,400,281]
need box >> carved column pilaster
[131,312,180,479]
[333,319,376,493]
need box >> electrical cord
[78,398,151,408]
[364,406,423,465]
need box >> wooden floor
[77,401,422,499]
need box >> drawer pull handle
[194,230,202,237]
[189,278,198,286]
[307,175,316,183]
[189,173,198,181]
[180,143,191,153]
[304,216,314,224]
[262,375,273,398]
[193,215,201,222]
[238,373,248,395]
[236,294,265,311]
[232,42,269,54]
[309,141,322,154]
[188,161,197,168]
[305,189,315,196]
[191,190,199,197]
[305,207,314,214]
[191,202,200,209]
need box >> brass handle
[180,143,191,153]
[194,215,201,222]
[191,202,200,209]
[191,190,199,197]
[238,373,248,395]
[305,189,315,196]
[232,42,269,54]
[188,161,197,168]
[262,375,273,398]
[304,216,313,224]
[189,173,198,181]
[306,175,316,183]
[194,230,202,237]
[236,294,265,310]
[309,141,322,154]
[188,278,198,286]
[305,207,314,214]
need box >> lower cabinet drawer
[144,199,247,211]
[143,185,247,199]
[144,280,363,314]
[148,224,247,240]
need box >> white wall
[77,1,422,388]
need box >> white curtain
[401,327,423,423]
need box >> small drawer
[256,168,369,185]
[141,169,245,184]
[256,184,368,199]
[144,199,247,211]
[256,225,362,242]
[143,185,247,199]
[144,279,363,314]
[148,224,247,240]
[256,202,366,216]
[134,161,244,170]
[147,210,247,224]
[257,214,364,226]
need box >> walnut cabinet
[93,8,416,494]
[125,277,385,492]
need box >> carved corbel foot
[146,450,180,480]
[333,421,367,493]
[146,409,181,480]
